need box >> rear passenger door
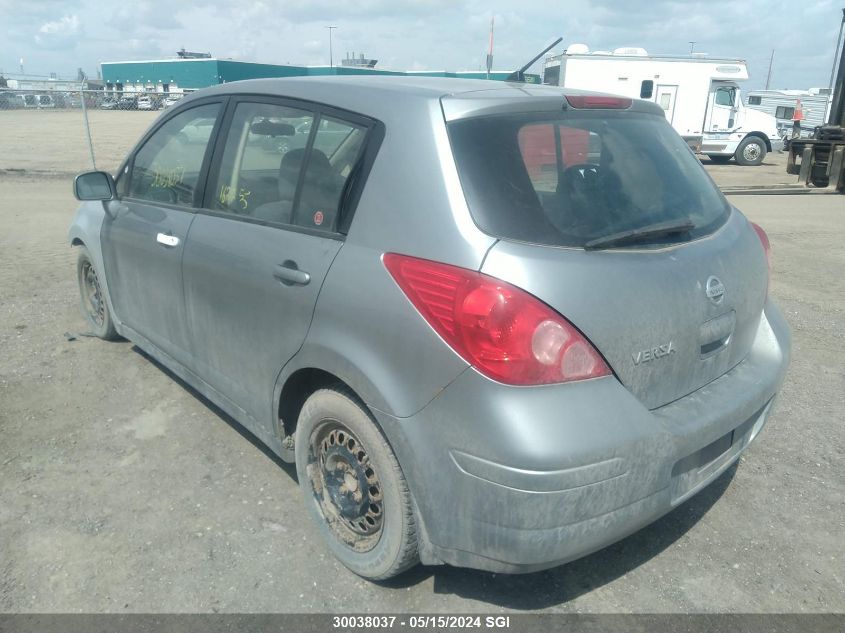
[181,97,370,426]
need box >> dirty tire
[707,155,733,164]
[295,386,419,580]
[76,246,118,340]
[735,137,767,166]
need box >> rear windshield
[447,111,730,248]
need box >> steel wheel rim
[306,420,384,552]
[81,261,105,327]
[743,143,761,162]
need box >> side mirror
[74,171,116,201]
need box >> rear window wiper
[583,219,696,250]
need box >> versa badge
[633,341,676,365]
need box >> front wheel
[735,137,767,166]
[76,246,118,340]
[295,387,419,580]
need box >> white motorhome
[543,45,783,165]
[745,88,832,140]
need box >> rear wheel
[76,246,118,340]
[707,155,733,164]
[735,137,767,166]
[295,386,419,580]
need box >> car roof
[186,76,664,122]
[203,75,544,98]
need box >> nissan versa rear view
[69,77,791,579]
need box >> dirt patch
[0,109,158,175]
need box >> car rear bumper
[372,301,791,573]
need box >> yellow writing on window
[219,185,252,210]
[219,184,235,206]
[238,189,251,209]
[151,166,185,189]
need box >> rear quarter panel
[282,96,495,417]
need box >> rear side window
[447,111,730,248]
[127,103,220,206]
[207,102,367,232]
[293,117,366,230]
[208,102,315,222]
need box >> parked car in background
[137,95,155,111]
[99,97,119,110]
[163,95,183,108]
[117,95,137,110]
[176,117,217,144]
[69,77,791,580]
[0,91,20,109]
[37,94,54,108]
[50,92,78,108]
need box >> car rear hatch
[443,90,769,409]
[480,217,767,409]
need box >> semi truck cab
[703,81,783,165]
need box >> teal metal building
[100,58,538,94]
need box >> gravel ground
[0,110,158,175]
[0,110,842,613]
[702,151,798,187]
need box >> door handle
[273,261,310,286]
[156,232,180,247]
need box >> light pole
[765,49,775,90]
[325,26,338,68]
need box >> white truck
[543,45,783,166]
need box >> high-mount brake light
[565,95,633,109]
[383,254,611,386]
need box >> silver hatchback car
[70,77,791,579]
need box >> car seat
[251,149,307,223]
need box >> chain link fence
[0,89,187,111]
[0,89,188,175]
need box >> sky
[1,0,843,91]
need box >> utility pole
[486,16,495,80]
[325,26,337,68]
[765,49,775,89]
[80,79,97,170]
[829,8,845,93]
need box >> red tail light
[383,254,611,386]
[565,95,632,109]
[750,222,771,272]
[750,221,771,297]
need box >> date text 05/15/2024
[332,615,512,629]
